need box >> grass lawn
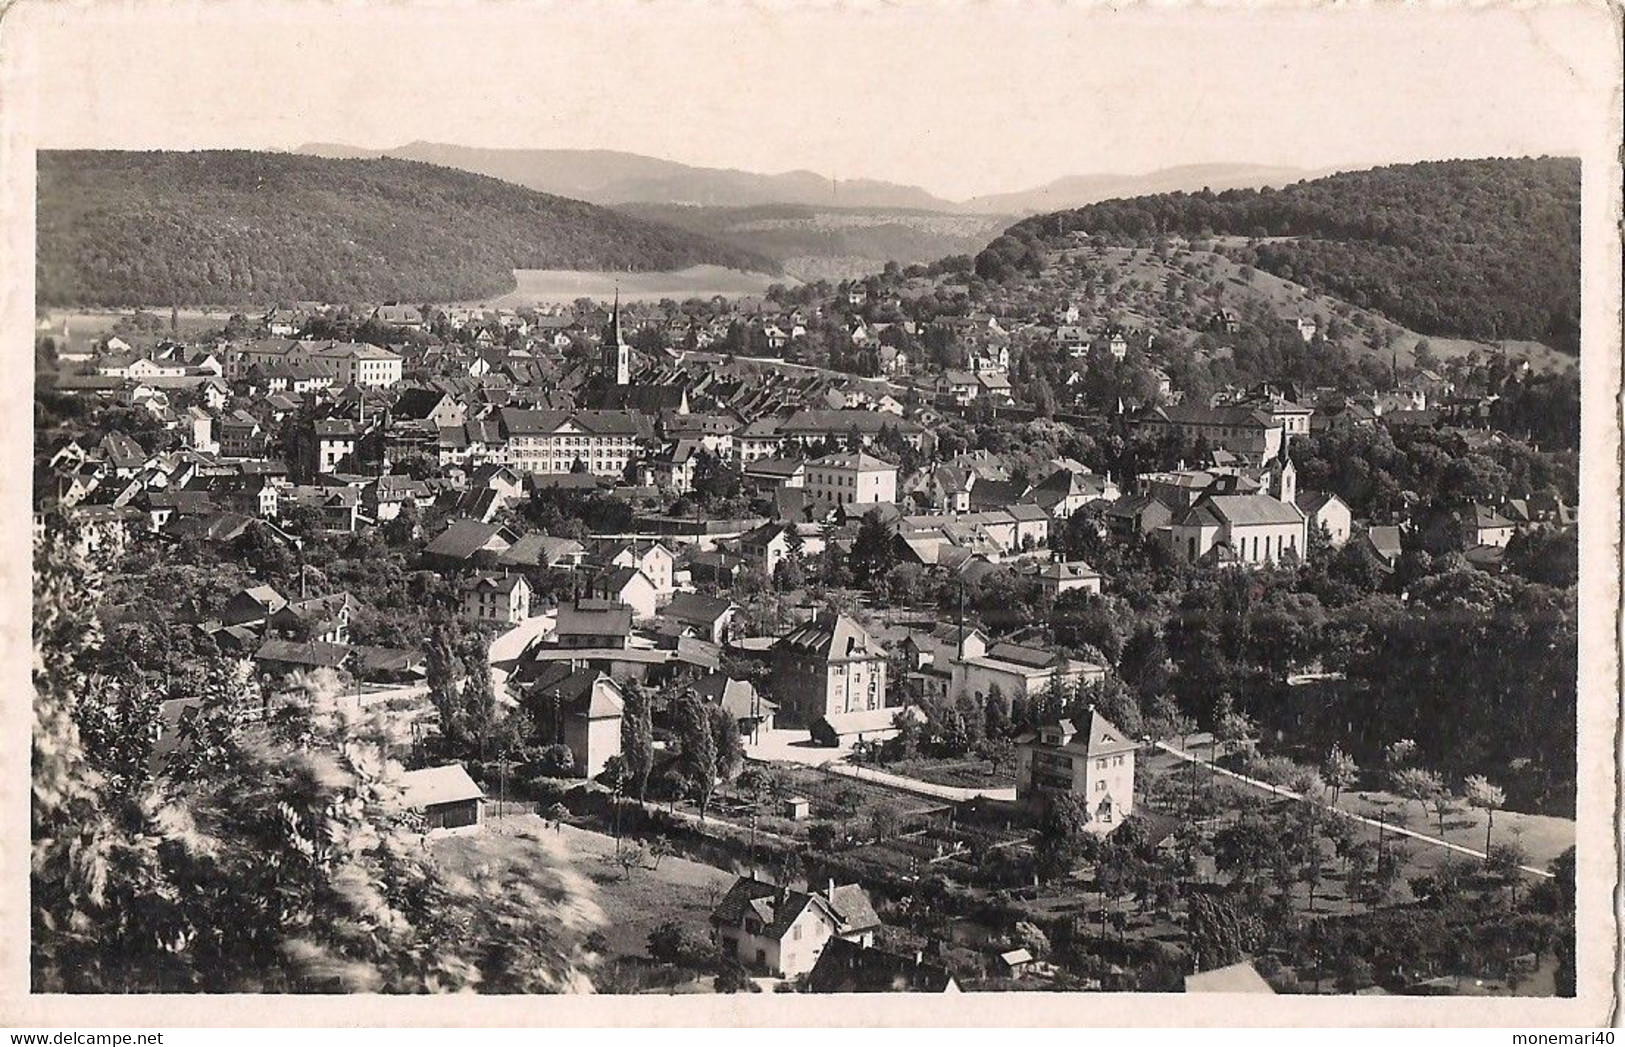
[879,756,1016,790]
[433,813,736,964]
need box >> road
[487,610,556,707]
[1154,740,1555,879]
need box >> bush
[646,920,693,965]
[714,960,753,993]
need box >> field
[464,265,793,307]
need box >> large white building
[311,342,403,388]
[804,450,897,508]
[1168,493,1308,567]
[224,338,402,388]
[499,408,648,477]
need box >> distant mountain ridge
[37,150,778,308]
[297,142,1318,214]
[961,163,1323,215]
[301,142,961,211]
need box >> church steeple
[602,288,630,385]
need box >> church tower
[602,290,631,386]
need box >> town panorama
[32,151,1580,997]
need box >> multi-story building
[1135,404,1285,462]
[463,573,532,625]
[1015,709,1137,830]
[769,613,889,729]
[499,408,649,477]
[310,342,403,388]
[804,451,897,508]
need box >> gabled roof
[775,614,883,662]
[807,939,957,994]
[662,591,736,627]
[521,663,624,719]
[1181,494,1304,528]
[556,598,633,637]
[398,763,484,809]
[425,518,510,560]
[709,876,875,941]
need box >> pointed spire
[606,286,624,346]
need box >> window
[1096,780,1106,792]
[793,925,802,941]
[1113,755,1124,766]
[1096,759,1107,770]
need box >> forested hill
[37,150,780,308]
[988,158,1581,354]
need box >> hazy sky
[10,1,1615,200]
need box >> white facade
[804,451,897,508]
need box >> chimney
[827,877,836,898]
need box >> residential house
[949,631,1106,700]
[1358,525,1404,569]
[596,540,676,596]
[710,876,880,978]
[692,671,775,741]
[498,534,587,571]
[660,592,738,645]
[463,573,533,625]
[522,664,625,779]
[1296,490,1352,547]
[804,451,897,509]
[1028,560,1104,598]
[807,938,959,994]
[1014,709,1136,829]
[592,566,659,620]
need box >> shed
[998,948,1034,976]
[398,763,485,832]
[781,796,811,821]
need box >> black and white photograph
[5,0,1619,1027]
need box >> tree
[678,692,717,820]
[710,704,744,782]
[850,511,896,586]
[1390,766,1443,824]
[646,920,691,965]
[32,524,593,992]
[614,841,648,880]
[620,681,654,802]
[1013,920,1050,959]
[1033,794,1092,881]
[1186,894,1262,972]
[1461,774,1507,854]
[1322,745,1358,806]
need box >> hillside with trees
[37,150,778,308]
[986,158,1580,354]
